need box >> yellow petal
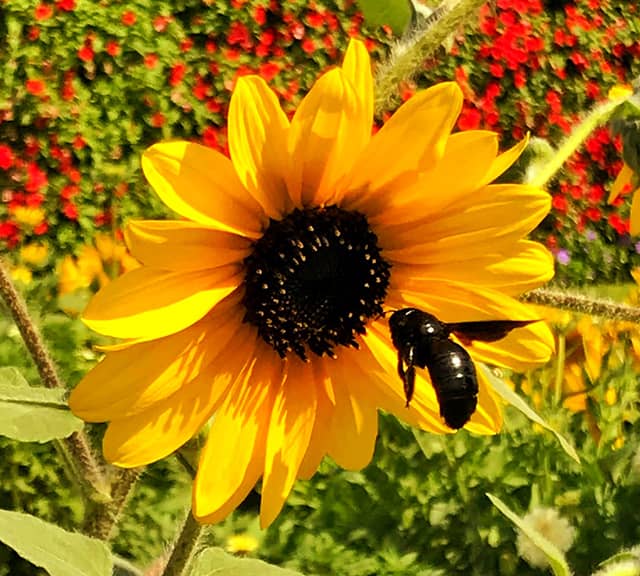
[287,68,364,207]
[102,328,257,466]
[228,76,292,219]
[378,184,550,252]
[297,359,335,480]
[193,343,280,523]
[609,162,634,203]
[389,240,554,295]
[83,265,241,339]
[464,367,503,434]
[630,189,640,236]
[70,303,244,421]
[260,358,317,528]
[342,38,373,137]
[342,82,463,211]
[482,134,529,185]
[325,352,379,469]
[125,220,251,271]
[142,142,264,237]
[366,131,499,224]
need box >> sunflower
[69,39,554,528]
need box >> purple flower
[585,230,597,241]
[635,241,640,254]
[556,249,570,265]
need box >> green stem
[84,468,142,540]
[0,258,107,499]
[527,98,624,188]
[374,0,486,115]
[553,333,566,407]
[162,512,205,576]
[521,287,640,323]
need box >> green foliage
[0,509,112,576]
[0,367,83,442]
[192,547,305,576]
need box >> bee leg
[404,365,416,408]
[401,346,416,408]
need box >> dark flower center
[242,205,391,360]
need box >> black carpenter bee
[388,308,535,429]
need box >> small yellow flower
[10,265,32,285]
[95,233,127,262]
[608,84,634,100]
[20,243,48,266]
[13,206,45,228]
[225,533,259,555]
[70,39,554,527]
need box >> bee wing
[449,320,537,346]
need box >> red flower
[259,62,280,82]
[153,15,172,32]
[25,163,48,193]
[0,145,14,170]
[227,22,252,49]
[60,184,79,200]
[106,40,120,57]
[457,106,482,130]
[72,135,86,150]
[78,44,94,62]
[56,0,75,10]
[202,126,219,149]
[144,54,159,69]
[301,38,315,54]
[34,3,53,20]
[150,112,165,128]
[169,63,186,86]
[25,79,46,96]
[121,11,136,26]
[489,62,504,78]
[63,203,79,220]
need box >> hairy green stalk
[162,512,205,576]
[374,0,486,115]
[527,98,628,188]
[0,258,107,500]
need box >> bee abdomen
[426,339,479,429]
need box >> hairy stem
[84,468,143,540]
[375,0,486,115]
[0,259,107,499]
[521,287,640,323]
[527,98,626,188]
[162,512,205,576]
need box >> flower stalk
[521,287,640,323]
[374,0,486,115]
[526,98,626,188]
[83,468,142,540]
[162,512,205,576]
[0,257,107,499]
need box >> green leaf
[0,367,83,442]
[190,547,305,576]
[0,509,112,576]
[479,365,580,463]
[355,0,413,36]
[487,495,572,576]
